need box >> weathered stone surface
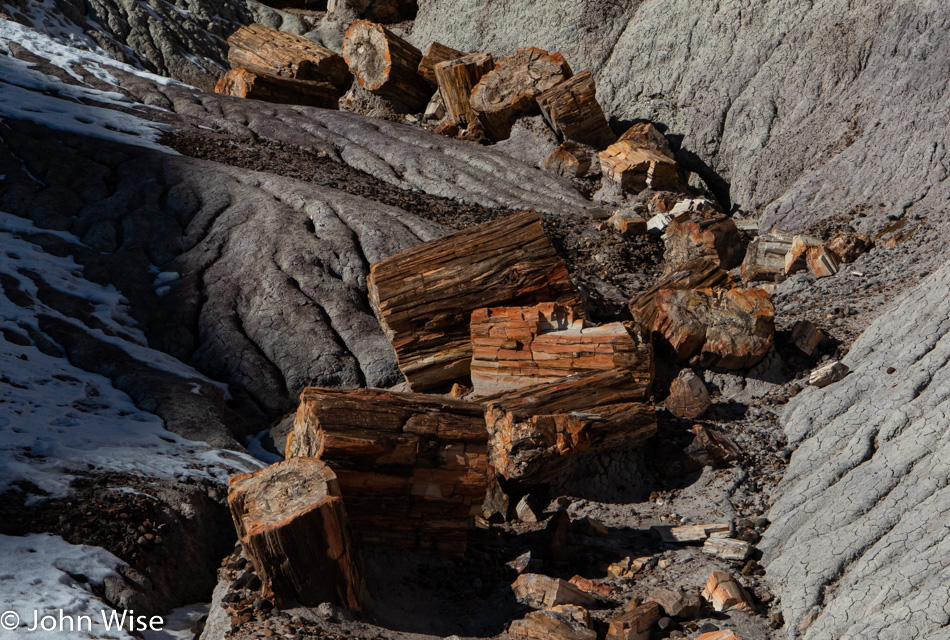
[651,288,775,369]
[762,263,950,638]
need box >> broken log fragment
[616,122,673,158]
[629,257,733,336]
[470,47,573,141]
[828,232,872,263]
[650,287,775,369]
[418,41,464,84]
[287,387,488,556]
[536,70,615,149]
[784,234,822,275]
[469,302,653,396]
[697,631,743,640]
[809,360,849,387]
[485,369,656,485]
[806,245,840,277]
[228,458,365,609]
[600,143,679,192]
[214,68,341,109]
[665,369,711,419]
[367,210,583,392]
[543,142,594,178]
[703,537,754,561]
[509,605,597,640]
[645,588,702,618]
[663,213,744,274]
[740,230,794,282]
[790,319,825,356]
[702,571,753,613]
[342,20,431,110]
[226,23,351,89]
[606,602,661,640]
[651,522,730,544]
[434,52,495,125]
[512,573,597,609]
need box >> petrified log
[651,522,730,544]
[600,143,679,192]
[703,537,754,561]
[434,52,495,125]
[665,368,711,419]
[509,605,597,640]
[367,210,583,392]
[663,213,744,273]
[828,232,872,263]
[629,257,733,336]
[469,303,654,396]
[543,142,593,178]
[783,234,822,274]
[228,458,365,609]
[607,208,648,236]
[469,47,573,141]
[740,230,794,281]
[809,360,849,387]
[650,287,775,369]
[485,369,656,485]
[697,631,743,640]
[790,319,825,356]
[418,41,464,84]
[214,68,341,109]
[685,424,741,467]
[512,573,597,608]
[226,23,351,89]
[645,588,702,618]
[606,602,661,640]
[615,122,673,158]
[702,572,753,613]
[806,245,840,277]
[536,70,615,149]
[287,387,488,556]
[342,20,430,110]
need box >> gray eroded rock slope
[761,264,950,639]
[410,1,950,232]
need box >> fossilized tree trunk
[342,20,431,110]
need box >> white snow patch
[0,533,134,640]
[246,429,283,464]
[141,603,209,640]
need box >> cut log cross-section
[342,20,431,110]
[470,303,653,396]
[418,41,465,84]
[485,369,656,486]
[214,68,341,108]
[286,387,488,556]
[470,47,573,141]
[435,52,495,126]
[228,458,365,609]
[226,23,351,89]
[536,70,615,149]
[368,210,583,392]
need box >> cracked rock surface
[761,262,950,638]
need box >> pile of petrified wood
[213,21,682,191]
[224,197,812,611]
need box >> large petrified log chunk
[512,573,597,608]
[342,20,431,110]
[287,387,488,556]
[663,213,744,273]
[665,368,711,419]
[509,605,597,640]
[485,370,656,485]
[600,143,679,192]
[629,257,733,335]
[615,122,673,157]
[367,210,583,392]
[228,458,365,609]
[470,302,653,397]
[418,41,464,84]
[606,602,661,640]
[434,52,495,125]
[469,47,573,141]
[214,68,341,108]
[226,23,351,89]
[536,70,615,149]
[650,288,775,369]
[740,230,793,282]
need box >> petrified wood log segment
[470,303,653,396]
[367,210,583,392]
[485,370,656,485]
[226,23,351,89]
[434,52,495,125]
[536,70,615,149]
[287,387,488,555]
[665,368,711,419]
[509,605,597,640]
[600,143,679,192]
[702,572,753,613]
[663,213,744,273]
[606,602,661,640]
[543,142,593,178]
[740,230,794,282]
[418,41,465,84]
[616,122,673,157]
[342,20,431,110]
[470,47,573,141]
[214,68,341,108]
[629,257,733,335]
[651,287,775,369]
[228,458,365,609]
